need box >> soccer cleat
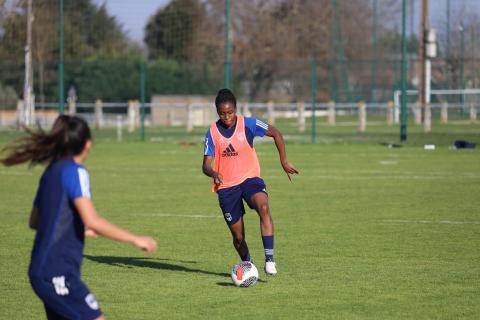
[264,261,277,275]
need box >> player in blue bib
[1,115,157,320]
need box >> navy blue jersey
[29,159,91,279]
[204,117,268,156]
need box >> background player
[1,115,157,320]
[202,88,299,275]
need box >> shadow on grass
[217,277,266,287]
[216,282,235,287]
[84,255,229,278]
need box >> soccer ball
[231,261,259,287]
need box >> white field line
[134,213,221,219]
[0,170,33,176]
[382,219,480,225]
[266,174,480,180]
[263,168,480,176]
[379,161,398,165]
[94,167,198,173]
[330,121,387,127]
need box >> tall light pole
[459,24,465,109]
[58,0,64,114]
[311,59,317,144]
[419,0,436,132]
[400,0,407,142]
[419,0,429,121]
[459,25,465,90]
[446,0,450,59]
[371,0,377,103]
[24,0,34,126]
[473,26,477,88]
[224,0,231,89]
[410,0,414,38]
[409,0,414,79]
[140,62,146,141]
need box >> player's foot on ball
[264,261,277,275]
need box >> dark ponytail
[0,115,91,167]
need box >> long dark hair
[0,115,91,167]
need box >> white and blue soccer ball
[231,261,259,287]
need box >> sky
[94,0,170,41]
[95,0,480,42]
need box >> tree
[144,0,204,61]
[0,0,131,101]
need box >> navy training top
[29,159,91,279]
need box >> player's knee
[257,203,270,216]
[232,233,244,246]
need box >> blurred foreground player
[1,115,157,319]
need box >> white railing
[1,99,478,131]
[393,89,480,130]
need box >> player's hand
[134,236,157,253]
[212,172,223,186]
[281,161,299,181]
[85,228,98,238]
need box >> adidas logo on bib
[222,144,238,157]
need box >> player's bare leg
[250,192,277,275]
[250,192,274,237]
[228,216,251,261]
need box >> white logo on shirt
[52,276,69,296]
[204,137,209,155]
[78,168,91,198]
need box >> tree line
[0,0,476,108]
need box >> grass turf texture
[0,120,479,319]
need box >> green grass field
[1,119,479,319]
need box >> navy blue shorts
[30,274,102,320]
[217,177,267,225]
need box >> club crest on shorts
[224,212,232,222]
[85,293,99,310]
[52,276,69,296]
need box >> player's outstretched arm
[265,125,299,181]
[74,197,157,253]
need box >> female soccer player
[1,115,157,320]
[202,88,299,275]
